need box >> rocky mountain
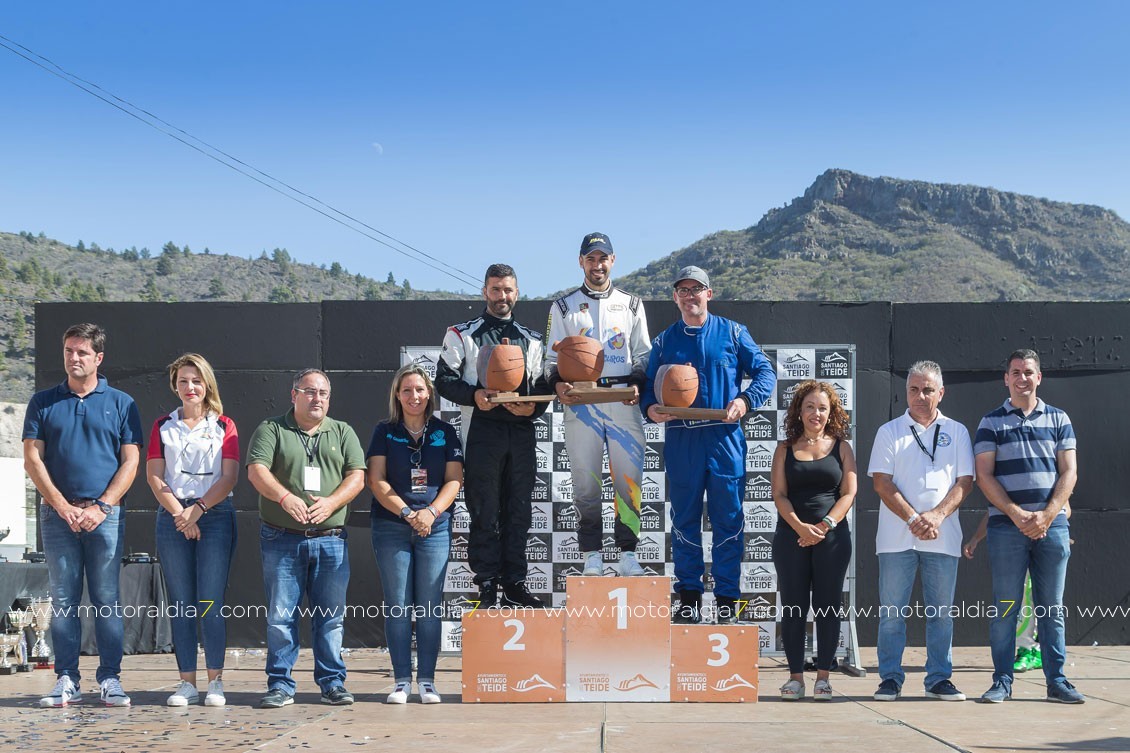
[0,232,470,402]
[617,169,1130,301]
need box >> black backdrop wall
[34,301,1130,648]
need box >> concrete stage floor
[0,646,1126,752]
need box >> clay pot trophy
[478,338,554,404]
[652,363,727,420]
[553,336,635,404]
[654,364,699,408]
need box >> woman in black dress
[771,380,857,701]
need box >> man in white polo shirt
[868,360,974,702]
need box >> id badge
[303,466,322,492]
[923,467,947,492]
[410,467,428,494]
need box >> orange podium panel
[670,624,759,702]
[565,576,672,702]
[461,609,566,702]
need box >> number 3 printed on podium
[707,633,729,667]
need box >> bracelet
[906,512,920,527]
[822,515,837,529]
[194,497,209,514]
[279,492,290,505]
[426,504,440,518]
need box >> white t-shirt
[868,410,974,557]
[147,410,239,500]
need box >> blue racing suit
[641,313,776,598]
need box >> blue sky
[2,2,1127,296]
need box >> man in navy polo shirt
[23,323,143,708]
[975,349,1082,704]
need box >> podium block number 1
[565,577,672,702]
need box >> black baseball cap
[580,232,614,256]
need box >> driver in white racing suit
[545,232,651,577]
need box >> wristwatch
[93,499,112,515]
[399,507,413,519]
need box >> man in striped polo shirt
[973,349,1082,704]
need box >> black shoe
[477,580,498,609]
[673,590,702,624]
[321,685,355,705]
[259,688,294,708]
[500,581,546,608]
[715,596,738,624]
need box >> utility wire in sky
[0,33,480,289]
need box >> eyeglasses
[674,286,707,298]
[295,388,331,399]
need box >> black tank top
[781,440,843,525]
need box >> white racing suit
[545,284,650,553]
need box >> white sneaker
[40,676,82,707]
[204,679,226,707]
[100,677,131,707]
[418,681,441,704]
[166,680,199,707]
[582,551,603,576]
[619,551,645,577]
[386,681,410,704]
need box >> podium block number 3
[707,633,729,667]
[502,619,526,651]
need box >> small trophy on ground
[0,633,17,675]
[555,336,636,404]
[30,597,53,669]
[482,338,554,404]
[7,609,34,672]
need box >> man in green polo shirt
[247,368,366,708]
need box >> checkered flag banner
[401,345,858,659]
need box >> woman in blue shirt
[367,363,463,705]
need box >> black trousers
[772,522,853,673]
[463,418,536,586]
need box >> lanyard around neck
[909,423,940,463]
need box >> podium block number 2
[503,619,526,651]
[462,611,566,702]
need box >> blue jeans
[987,520,1071,689]
[371,516,450,683]
[40,503,125,684]
[877,549,959,689]
[155,500,237,673]
[259,524,350,694]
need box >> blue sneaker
[1046,681,1085,704]
[980,680,1011,703]
[873,678,901,701]
[925,679,966,701]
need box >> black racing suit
[435,311,550,586]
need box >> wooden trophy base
[487,393,556,404]
[654,406,730,420]
[565,382,637,405]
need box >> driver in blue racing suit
[642,265,776,624]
